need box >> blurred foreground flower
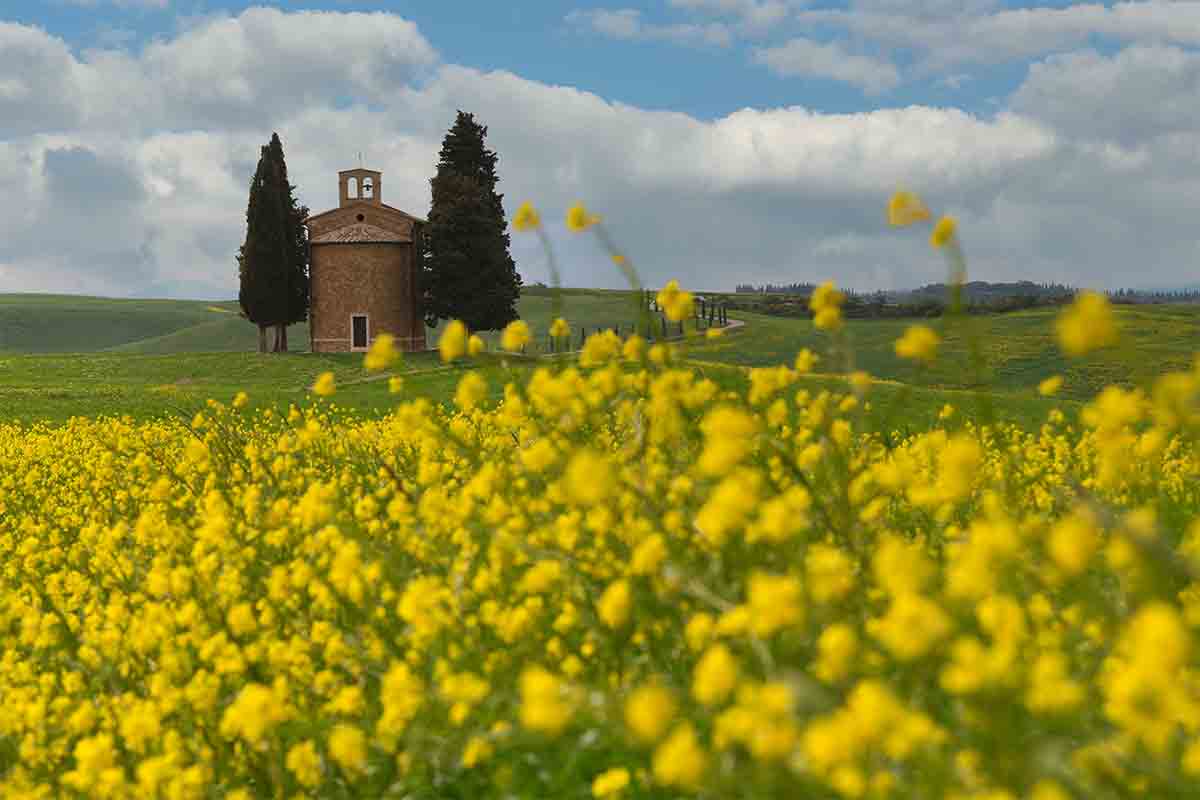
[501,320,532,352]
[312,372,335,396]
[930,216,957,249]
[1039,375,1064,397]
[363,333,398,371]
[888,191,932,226]
[657,280,695,323]
[1057,292,1118,357]
[566,203,601,233]
[895,325,941,363]
[513,201,541,232]
[809,281,845,331]
[439,320,469,363]
[549,317,570,339]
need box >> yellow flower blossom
[625,685,676,744]
[894,325,940,363]
[566,203,601,232]
[887,190,932,226]
[929,215,957,248]
[809,281,844,331]
[513,201,541,231]
[439,319,469,362]
[312,371,336,396]
[363,333,398,371]
[592,768,631,797]
[549,317,571,339]
[1039,375,1064,396]
[501,319,532,352]
[1056,291,1118,356]
[652,724,707,790]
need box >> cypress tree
[237,145,289,353]
[265,133,310,352]
[422,111,521,331]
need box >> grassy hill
[0,290,655,355]
[0,290,1195,427]
[688,304,1200,401]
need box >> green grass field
[0,290,655,356]
[1,290,1195,428]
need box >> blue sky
[2,1,1199,297]
[18,1,1062,119]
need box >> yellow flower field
[2,197,1200,798]
[2,331,1200,798]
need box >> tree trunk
[276,323,288,353]
[257,325,267,353]
[271,325,281,353]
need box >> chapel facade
[303,168,427,353]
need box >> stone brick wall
[306,205,413,242]
[309,242,426,353]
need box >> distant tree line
[721,279,1200,321]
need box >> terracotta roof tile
[311,223,411,244]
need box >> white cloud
[668,0,790,31]
[797,0,1200,74]
[1010,44,1200,145]
[1,9,1200,300]
[752,38,901,93]
[64,0,169,7]
[565,8,732,47]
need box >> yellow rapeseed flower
[625,685,676,744]
[328,724,367,773]
[1039,375,1064,396]
[501,320,532,352]
[519,667,572,736]
[693,644,739,706]
[455,372,488,412]
[363,333,398,371]
[809,281,844,332]
[513,201,541,231]
[468,334,486,356]
[598,580,633,629]
[894,325,940,363]
[657,280,695,323]
[566,203,601,232]
[592,767,631,798]
[439,320,469,362]
[929,215,957,249]
[1056,292,1118,356]
[887,190,932,226]
[312,372,336,396]
[652,724,707,790]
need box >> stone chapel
[303,168,427,353]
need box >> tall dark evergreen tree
[236,133,308,352]
[266,133,309,352]
[422,111,521,331]
[237,144,289,353]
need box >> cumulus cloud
[565,8,732,47]
[796,0,1200,74]
[751,38,901,93]
[668,0,790,32]
[1,7,1199,299]
[64,0,170,8]
[1010,44,1200,146]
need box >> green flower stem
[533,225,565,335]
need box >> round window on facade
[356,213,365,222]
